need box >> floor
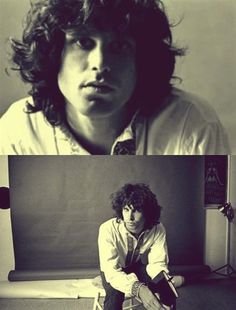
[0,277,235,310]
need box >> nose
[127,210,134,221]
[88,42,111,76]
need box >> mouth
[82,81,114,94]
[126,222,137,227]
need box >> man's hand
[138,284,166,310]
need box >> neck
[65,104,134,154]
[130,229,144,240]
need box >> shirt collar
[54,110,142,155]
[120,220,149,240]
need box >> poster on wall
[204,156,228,207]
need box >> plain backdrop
[8,156,205,273]
[1,155,236,281]
[0,0,236,152]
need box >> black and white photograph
[0,1,236,309]
[0,155,236,309]
[0,0,235,154]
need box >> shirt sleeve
[0,100,58,155]
[98,222,139,295]
[0,114,18,155]
[0,101,30,155]
[146,223,169,279]
[181,96,231,155]
[189,121,230,155]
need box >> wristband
[131,281,145,297]
[137,282,146,298]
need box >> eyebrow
[64,27,135,43]
[123,205,132,209]
[123,205,138,211]
[64,23,103,35]
[64,29,88,38]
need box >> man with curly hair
[98,183,181,310]
[0,0,229,154]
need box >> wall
[0,0,235,152]
[0,0,30,115]
[7,156,205,276]
[167,0,236,152]
[0,156,14,281]
[205,155,236,271]
[230,156,236,268]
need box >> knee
[105,287,124,301]
[104,287,124,310]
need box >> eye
[123,206,129,212]
[110,40,134,54]
[74,37,95,50]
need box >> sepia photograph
[0,0,235,154]
[0,1,236,309]
[0,155,236,309]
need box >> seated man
[0,0,229,154]
[98,183,182,310]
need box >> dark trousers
[100,261,176,310]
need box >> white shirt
[98,218,169,295]
[0,88,230,155]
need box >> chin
[129,227,140,234]
[79,100,121,118]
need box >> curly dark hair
[10,0,185,126]
[111,183,161,229]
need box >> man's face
[58,24,137,119]
[122,204,145,235]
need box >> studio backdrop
[8,156,205,281]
